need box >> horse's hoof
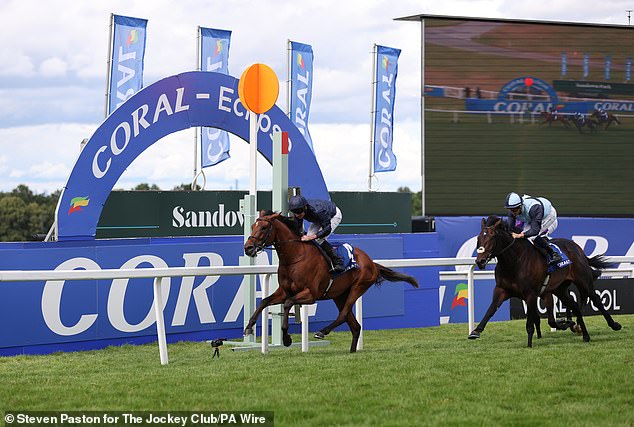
[314,331,326,340]
[612,322,622,331]
[468,330,480,340]
[583,335,591,342]
[283,335,292,347]
[244,327,253,336]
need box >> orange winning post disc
[238,63,279,114]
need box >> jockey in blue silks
[289,195,344,273]
[504,192,563,266]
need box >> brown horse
[243,211,419,353]
[540,111,570,128]
[471,216,621,347]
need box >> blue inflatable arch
[56,71,329,241]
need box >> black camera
[211,338,227,347]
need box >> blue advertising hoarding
[435,216,634,325]
[0,233,435,356]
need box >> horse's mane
[262,210,302,236]
[484,215,513,233]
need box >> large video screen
[423,17,634,216]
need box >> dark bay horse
[590,110,621,129]
[471,216,621,347]
[243,211,419,353]
[570,114,598,134]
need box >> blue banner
[108,15,148,115]
[605,55,612,80]
[561,52,567,76]
[57,72,330,241]
[200,28,231,167]
[289,41,315,153]
[373,45,400,173]
[583,54,589,78]
[627,57,632,82]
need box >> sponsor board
[510,278,634,319]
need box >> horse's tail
[374,263,419,288]
[588,254,615,280]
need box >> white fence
[1,256,632,365]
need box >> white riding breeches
[525,207,558,242]
[309,207,342,244]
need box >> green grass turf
[2,315,633,426]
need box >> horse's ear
[259,210,266,217]
[481,218,486,228]
[493,217,502,228]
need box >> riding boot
[320,241,344,273]
[534,236,562,265]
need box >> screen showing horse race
[420,16,634,216]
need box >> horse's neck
[272,221,305,264]
[495,234,522,267]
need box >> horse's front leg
[469,286,508,339]
[244,287,287,336]
[281,288,316,347]
[525,294,539,348]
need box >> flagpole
[105,13,114,118]
[287,39,292,118]
[420,19,426,216]
[368,44,377,192]
[193,26,201,185]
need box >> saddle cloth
[547,242,572,273]
[333,243,360,274]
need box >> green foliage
[133,183,161,191]
[171,183,202,191]
[0,185,59,242]
[397,187,422,217]
[1,315,633,426]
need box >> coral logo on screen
[451,283,468,309]
[297,53,304,69]
[68,196,90,214]
[127,29,139,45]
[215,40,223,56]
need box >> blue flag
[561,52,567,76]
[605,55,612,81]
[583,54,589,78]
[108,15,147,115]
[373,45,400,173]
[290,41,314,153]
[626,57,632,82]
[200,28,232,168]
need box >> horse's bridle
[247,218,275,254]
[477,226,515,262]
[247,217,301,254]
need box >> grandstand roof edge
[393,13,633,30]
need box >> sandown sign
[56,71,329,241]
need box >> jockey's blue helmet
[504,192,523,209]
[289,195,308,212]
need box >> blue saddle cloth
[547,243,572,273]
[333,243,359,276]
